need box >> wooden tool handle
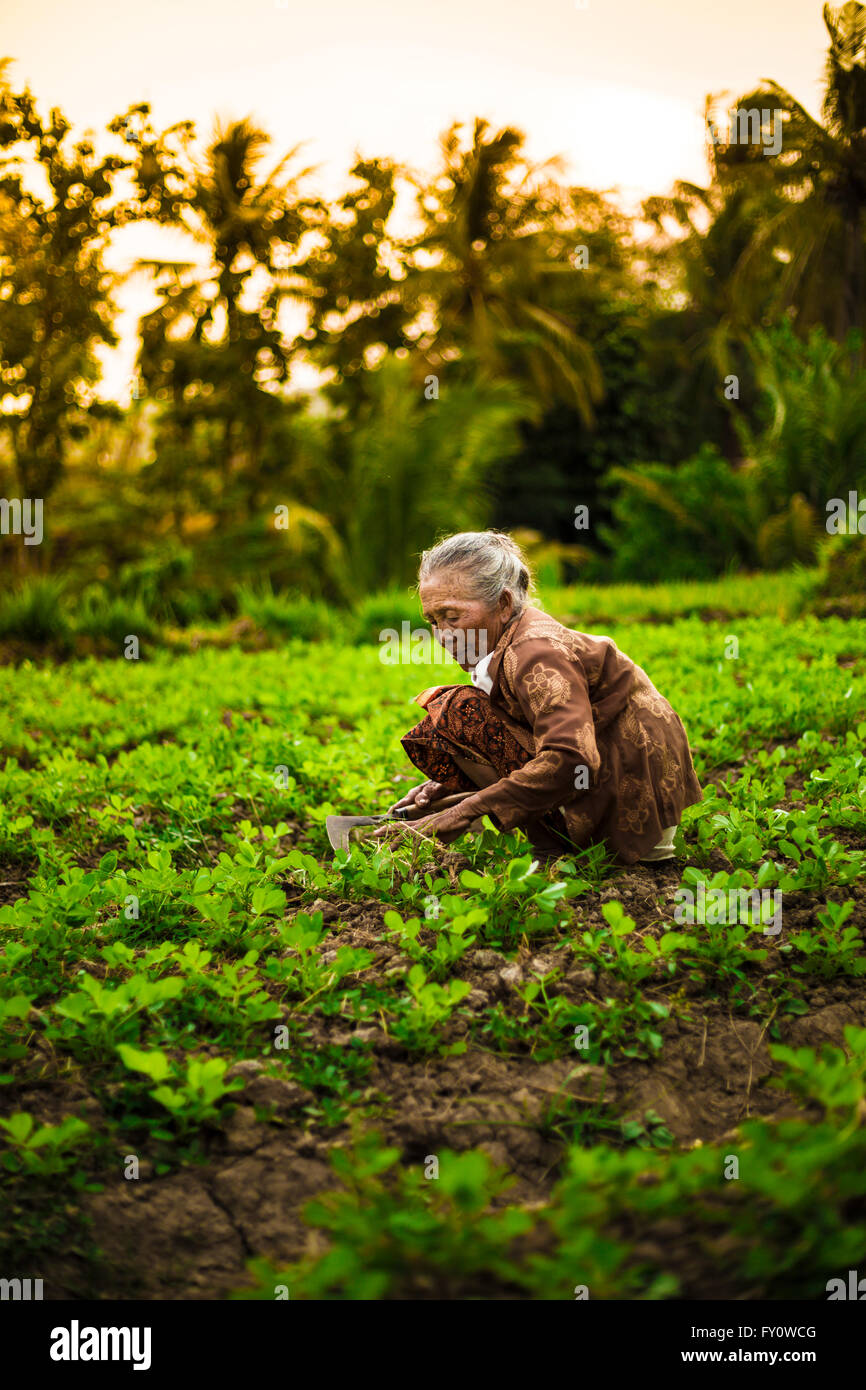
[427,791,475,811]
[394,790,474,820]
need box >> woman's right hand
[387,780,451,815]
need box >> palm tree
[0,65,124,516]
[400,119,603,424]
[640,173,780,457]
[339,355,533,592]
[137,118,320,511]
[714,1,866,359]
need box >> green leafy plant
[115,1044,244,1127]
[388,966,472,1054]
[0,1112,94,1178]
[231,1133,533,1300]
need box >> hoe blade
[326,815,387,852]
[325,792,469,852]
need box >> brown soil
[15,834,863,1301]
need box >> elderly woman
[386,531,702,863]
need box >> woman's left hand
[371,801,475,848]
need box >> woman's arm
[455,641,600,830]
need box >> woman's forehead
[419,575,476,606]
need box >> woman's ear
[499,588,515,621]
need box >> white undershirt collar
[470,651,495,695]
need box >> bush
[812,533,866,615]
[349,590,422,645]
[73,589,160,646]
[599,446,755,581]
[740,323,866,516]
[0,577,71,647]
[234,581,345,641]
[113,545,195,620]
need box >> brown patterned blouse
[454,605,703,863]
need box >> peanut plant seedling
[115,1044,245,1130]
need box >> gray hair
[418,531,533,615]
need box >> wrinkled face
[419,571,515,670]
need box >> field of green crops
[2,588,866,1300]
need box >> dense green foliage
[2,7,866,600]
[1,580,865,1297]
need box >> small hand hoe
[326,792,472,852]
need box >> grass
[541,569,820,626]
[0,567,824,658]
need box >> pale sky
[3,0,829,397]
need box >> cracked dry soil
[25,853,865,1300]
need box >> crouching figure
[382,530,702,863]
